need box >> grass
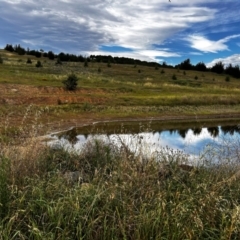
[1,49,240,238]
[1,48,240,131]
[1,119,240,239]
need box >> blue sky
[1,0,240,66]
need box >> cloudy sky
[1,0,240,66]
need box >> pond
[49,119,240,164]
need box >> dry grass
[1,117,240,239]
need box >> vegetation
[62,73,79,91]
[35,60,43,67]
[226,76,230,82]
[1,45,240,238]
[26,58,32,64]
[3,43,240,79]
[172,74,177,80]
[84,59,88,67]
[1,120,240,239]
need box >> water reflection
[49,122,240,162]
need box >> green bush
[84,59,88,67]
[26,58,32,64]
[0,55,3,64]
[195,76,198,80]
[62,73,79,91]
[225,76,230,82]
[35,60,42,67]
[55,58,62,65]
[172,74,177,80]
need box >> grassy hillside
[1,49,240,132]
[1,49,240,239]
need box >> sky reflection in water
[51,125,240,164]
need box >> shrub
[55,58,62,65]
[26,58,32,64]
[62,73,78,91]
[0,55,3,64]
[172,74,177,80]
[195,76,198,80]
[225,76,230,82]
[183,71,186,75]
[161,69,165,74]
[84,59,88,67]
[98,67,101,73]
[35,60,42,67]
[138,69,141,73]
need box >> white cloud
[84,49,180,62]
[0,0,239,62]
[187,34,240,53]
[0,1,216,52]
[207,54,240,68]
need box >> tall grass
[1,120,240,239]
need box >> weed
[35,60,43,68]
[82,102,93,112]
[225,76,230,82]
[84,59,88,67]
[0,156,10,219]
[26,58,32,64]
[172,74,177,80]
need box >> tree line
[4,44,240,79]
[175,58,240,79]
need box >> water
[49,120,240,164]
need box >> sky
[1,0,240,67]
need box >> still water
[49,120,240,164]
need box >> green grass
[1,49,240,239]
[1,122,240,239]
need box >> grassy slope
[1,49,240,132]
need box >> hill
[0,48,240,132]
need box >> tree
[62,73,78,91]
[211,61,224,74]
[48,51,55,60]
[4,44,14,52]
[35,51,42,58]
[195,62,207,71]
[225,64,240,78]
[176,58,193,70]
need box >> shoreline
[45,113,240,134]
